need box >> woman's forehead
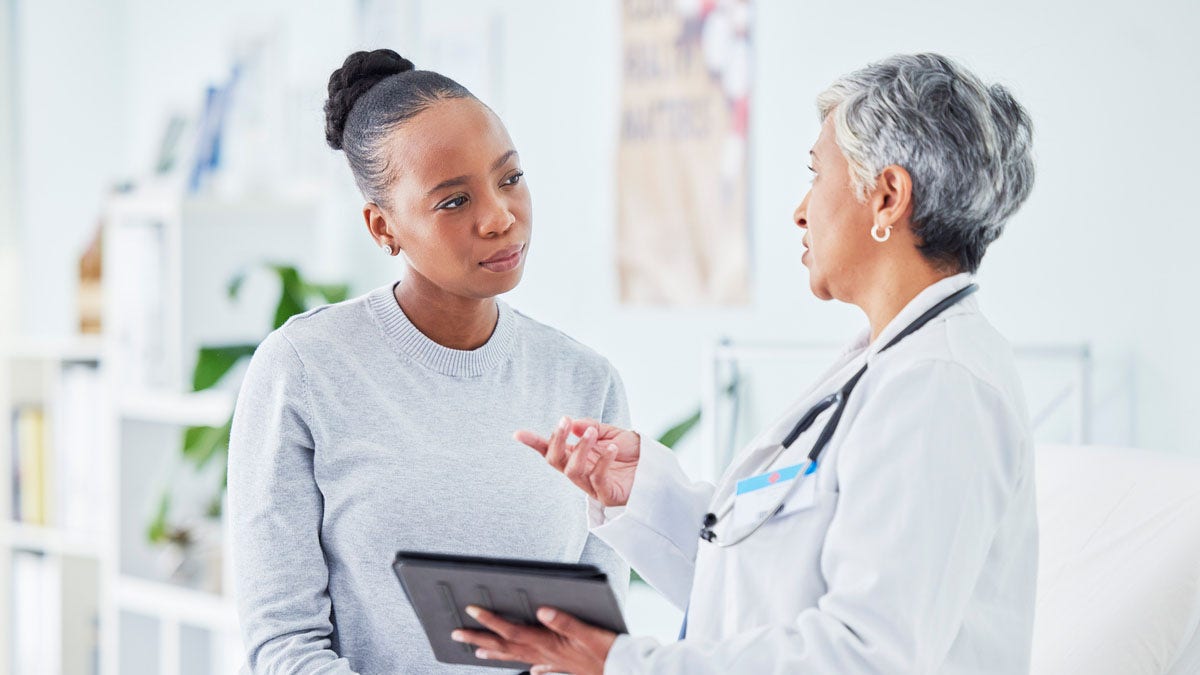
[388,99,514,185]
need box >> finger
[451,629,508,652]
[466,606,530,643]
[588,444,619,503]
[531,665,560,675]
[476,648,523,662]
[514,429,550,455]
[563,426,598,489]
[538,607,614,648]
[570,418,603,437]
[544,417,572,471]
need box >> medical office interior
[1,0,1198,673]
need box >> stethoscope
[698,283,979,547]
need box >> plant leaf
[227,270,247,300]
[657,408,701,449]
[147,492,171,544]
[271,265,307,329]
[307,282,349,305]
[182,416,232,469]
[192,344,256,391]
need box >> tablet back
[393,551,628,669]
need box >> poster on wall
[617,0,752,306]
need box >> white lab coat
[591,274,1038,674]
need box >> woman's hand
[451,605,616,675]
[515,418,640,507]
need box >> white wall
[483,0,1200,455]
[1,0,19,338]
[15,0,1200,453]
[13,0,126,338]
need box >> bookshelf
[1,189,325,675]
[0,338,105,675]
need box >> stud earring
[381,244,394,256]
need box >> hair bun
[324,49,416,150]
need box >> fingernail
[559,416,570,430]
[465,606,480,619]
[607,443,618,452]
[450,631,464,642]
[476,649,489,659]
[537,607,557,622]
[584,427,596,439]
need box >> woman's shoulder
[506,304,617,375]
[261,289,377,361]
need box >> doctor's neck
[858,256,957,345]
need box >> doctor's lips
[479,244,525,272]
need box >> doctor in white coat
[452,53,1040,674]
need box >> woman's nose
[478,197,516,238]
[793,192,810,230]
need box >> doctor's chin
[2,1,1199,674]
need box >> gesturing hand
[515,417,640,507]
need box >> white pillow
[1032,444,1200,674]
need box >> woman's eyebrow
[426,175,469,197]
[425,150,520,198]
[491,149,517,171]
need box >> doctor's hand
[451,605,616,675]
[515,417,640,507]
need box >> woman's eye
[502,171,524,187]
[439,195,468,210]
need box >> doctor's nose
[793,192,810,230]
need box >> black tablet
[393,551,628,670]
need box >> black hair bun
[324,49,415,150]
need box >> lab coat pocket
[774,474,820,518]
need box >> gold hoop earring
[871,224,892,243]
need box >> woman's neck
[393,275,498,351]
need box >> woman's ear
[363,202,398,251]
[872,164,914,230]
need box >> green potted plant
[147,264,348,587]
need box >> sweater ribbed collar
[367,282,516,378]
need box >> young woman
[227,49,629,674]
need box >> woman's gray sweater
[228,282,630,674]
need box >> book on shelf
[10,550,100,674]
[55,363,104,535]
[12,405,48,525]
[12,550,63,674]
[9,363,104,533]
[109,215,170,390]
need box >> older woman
[453,53,1038,674]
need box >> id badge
[731,461,816,530]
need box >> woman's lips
[480,244,524,273]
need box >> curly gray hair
[817,53,1035,273]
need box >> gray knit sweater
[228,282,630,674]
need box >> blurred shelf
[117,389,235,427]
[116,575,235,631]
[0,521,101,558]
[0,335,103,362]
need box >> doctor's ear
[870,165,914,233]
[363,203,400,254]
